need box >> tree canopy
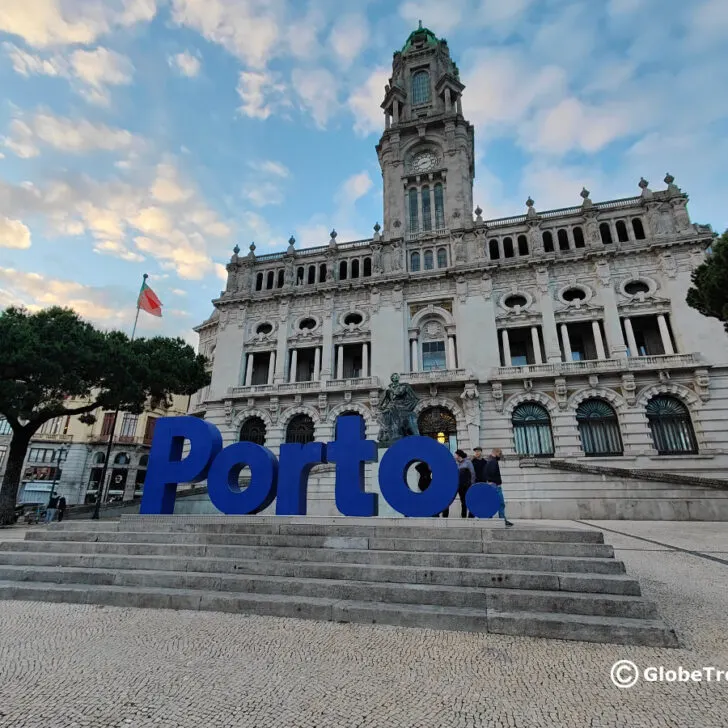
[0,306,210,525]
[686,230,728,332]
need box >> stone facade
[191,25,728,518]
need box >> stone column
[336,345,344,379]
[393,100,399,124]
[267,351,276,385]
[657,314,675,355]
[531,327,543,365]
[600,284,628,357]
[361,342,369,378]
[274,304,288,383]
[410,336,419,372]
[313,347,321,381]
[444,87,451,113]
[624,317,639,357]
[592,321,607,360]
[560,323,572,362]
[501,329,511,367]
[321,307,334,381]
[289,349,298,383]
[447,336,457,370]
[245,354,253,386]
[428,186,435,232]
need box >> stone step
[23,530,615,558]
[0,540,625,574]
[0,551,641,594]
[0,580,676,646]
[0,565,656,618]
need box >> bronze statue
[377,373,420,446]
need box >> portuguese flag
[137,278,163,317]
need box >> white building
[190,25,728,520]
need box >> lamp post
[48,444,68,519]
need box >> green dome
[402,21,438,52]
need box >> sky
[1,0,727,347]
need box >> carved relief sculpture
[460,382,481,448]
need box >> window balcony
[493,352,703,380]
[401,369,473,384]
[32,432,73,443]
[229,376,379,398]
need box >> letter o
[378,436,459,517]
[206,442,278,515]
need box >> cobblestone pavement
[0,521,727,728]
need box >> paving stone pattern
[0,520,726,728]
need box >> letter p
[140,416,223,515]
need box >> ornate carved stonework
[481,273,493,300]
[318,393,328,418]
[224,399,233,426]
[554,377,568,409]
[621,374,637,406]
[460,382,480,448]
[694,369,710,402]
[491,382,504,412]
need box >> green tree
[0,306,210,525]
[687,230,728,331]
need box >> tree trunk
[0,429,32,526]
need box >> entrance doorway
[417,407,458,453]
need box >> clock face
[411,151,438,173]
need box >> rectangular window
[510,341,529,367]
[422,341,446,371]
[120,414,139,439]
[39,417,63,435]
[421,188,432,231]
[408,188,419,233]
[100,412,116,437]
[434,184,445,229]
[0,417,10,436]
[28,447,55,463]
[144,417,157,445]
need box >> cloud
[0,216,32,249]
[93,239,145,262]
[291,68,337,129]
[347,66,388,137]
[237,70,287,120]
[337,171,373,206]
[2,111,138,157]
[248,160,290,178]
[69,47,134,104]
[170,0,281,69]
[169,50,201,77]
[150,163,194,204]
[0,0,156,48]
[399,0,466,34]
[243,182,284,207]
[330,14,369,66]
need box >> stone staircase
[0,516,678,647]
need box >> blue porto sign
[140,415,500,518]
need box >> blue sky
[1,0,727,345]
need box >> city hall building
[190,25,728,520]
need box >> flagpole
[91,273,147,520]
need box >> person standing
[472,446,487,483]
[414,462,432,492]
[45,495,58,523]
[484,448,514,527]
[441,450,475,518]
[57,496,67,523]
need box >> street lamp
[47,445,68,517]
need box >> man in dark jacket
[472,446,487,483]
[483,448,514,527]
[441,450,475,518]
[57,496,67,522]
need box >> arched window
[434,184,445,229]
[542,231,554,253]
[138,454,149,468]
[421,186,432,231]
[517,235,529,256]
[339,261,348,280]
[411,252,421,272]
[632,218,646,240]
[418,406,457,451]
[489,239,500,260]
[424,250,434,270]
[573,226,585,248]
[437,247,447,267]
[512,403,554,456]
[277,270,284,288]
[600,223,613,245]
[412,70,431,105]
[408,188,419,232]
[319,263,327,282]
[240,416,266,446]
[646,396,698,455]
[93,452,106,465]
[503,237,515,258]
[616,220,629,242]
[296,266,305,285]
[576,399,623,456]
[286,414,315,445]
[256,272,263,291]
[266,271,274,289]
[363,257,372,276]
[114,452,130,466]
[558,229,570,251]
[351,259,360,278]
[307,265,316,284]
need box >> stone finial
[418,19,423,30]
[580,187,592,208]
[374,222,381,233]
[525,197,536,218]
[287,236,296,254]
[330,229,337,240]
[526,196,534,208]
[233,244,240,255]
[474,205,483,223]
[247,242,256,259]
[664,173,674,186]
[639,177,649,190]
[664,172,681,196]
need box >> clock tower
[376,23,475,240]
